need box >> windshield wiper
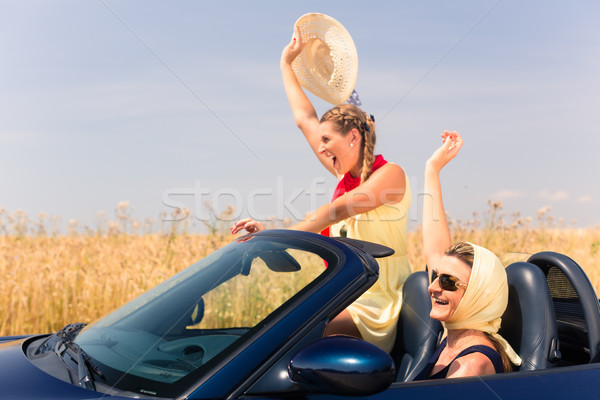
[51,323,104,390]
[66,340,103,389]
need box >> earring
[350,143,354,147]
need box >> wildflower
[537,206,552,219]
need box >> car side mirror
[289,336,395,396]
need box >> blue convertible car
[1,229,599,399]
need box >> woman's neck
[348,150,365,178]
[349,162,362,178]
[446,329,487,349]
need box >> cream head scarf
[444,242,522,366]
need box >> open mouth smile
[433,298,449,305]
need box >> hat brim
[292,13,358,105]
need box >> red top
[321,155,388,237]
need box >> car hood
[0,336,130,400]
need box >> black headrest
[528,251,600,361]
[392,271,442,381]
[500,262,560,370]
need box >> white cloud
[539,190,570,202]
[493,190,526,199]
[577,195,593,204]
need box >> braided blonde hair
[320,104,376,184]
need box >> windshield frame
[72,231,351,398]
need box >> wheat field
[1,203,599,336]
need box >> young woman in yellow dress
[231,28,411,353]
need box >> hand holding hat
[289,13,358,105]
[281,26,305,66]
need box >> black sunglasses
[431,270,468,292]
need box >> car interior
[528,252,600,364]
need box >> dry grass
[0,203,232,335]
[1,201,599,336]
[0,233,230,336]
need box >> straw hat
[292,13,358,105]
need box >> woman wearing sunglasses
[415,131,521,380]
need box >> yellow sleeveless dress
[330,175,412,353]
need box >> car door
[184,231,380,400]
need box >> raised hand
[230,218,266,235]
[281,26,305,66]
[426,131,463,174]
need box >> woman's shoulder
[371,161,406,181]
[355,161,408,207]
[370,162,408,197]
[446,350,498,378]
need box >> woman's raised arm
[280,27,337,177]
[423,131,463,269]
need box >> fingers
[293,25,303,46]
[230,218,265,235]
[287,26,305,53]
[286,26,303,50]
[451,134,463,152]
[282,26,306,65]
[441,131,462,152]
[230,218,252,235]
[441,130,460,142]
[427,131,463,172]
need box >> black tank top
[413,338,504,380]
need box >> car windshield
[74,234,335,397]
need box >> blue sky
[1,0,599,232]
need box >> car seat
[527,252,600,364]
[499,261,561,371]
[391,271,443,382]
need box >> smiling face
[317,120,361,176]
[429,255,472,321]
